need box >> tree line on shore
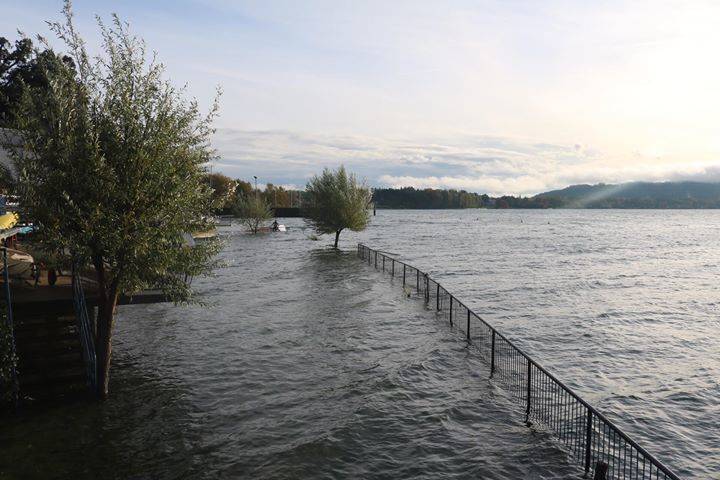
[371,187,563,209]
[372,184,720,209]
[203,173,306,214]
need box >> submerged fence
[358,244,681,480]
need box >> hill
[535,181,720,208]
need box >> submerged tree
[304,166,371,248]
[233,195,272,234]
[2,2,220,399]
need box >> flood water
[1,210,717,479]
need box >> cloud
[211,128,720,196]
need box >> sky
[3,0,720,195]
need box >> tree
[203,172,236,213]
[234,180,253,200]
[0,37,75,128]
[233,195,272,234]
[2,2,220,399]
[262,183,290,208]
[304,166,371,248]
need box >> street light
[253,176,258,200]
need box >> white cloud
[212,128,720,196]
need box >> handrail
[358,243,682,480]
[71,262,97,392]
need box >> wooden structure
[7,272,168,403]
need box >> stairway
[12,312,89,401]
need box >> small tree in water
[305,166,371,248]
[233,196,272,234]
[3,2,220,399]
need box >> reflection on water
[1,210,714,479]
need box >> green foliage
[228,179,303,210]
[0,36,75,128]
[304,166,371,247]
[203,173,236,213]
[373,187,490,209]
[232,195,272,234]
[234,180,253,200]
[3,2,220,302]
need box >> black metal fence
[71,263,97,391]
[358,243,681,480]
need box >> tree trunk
[93,256,120,400]
[95,290,118,399]
[334,230,341,249]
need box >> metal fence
[358,243,681,480]
[71,263,97,391]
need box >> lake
[1,210,716,479]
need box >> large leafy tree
[2,2,220,398]
[304,166,371,248]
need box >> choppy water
[358,209,719,479]
[1,210,717,479]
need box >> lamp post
[253,176,258,200]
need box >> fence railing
[358,243,681,480]
[71,263,97,392]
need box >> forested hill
[373,182,720,209]
[535,181,720,208]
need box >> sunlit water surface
[2,210,717,479]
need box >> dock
[5,272,170,403]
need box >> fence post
[416,269,419,292]
[382,256,385,272]
[403,264,406,286]
[593,462,608,480]
[585,409,593,474]
[392,259,395,276]
[490,330,496,377]
[436,284,440,310]
[466,310,471,341]
[374,251,377,268]
[525,358,532,421]
[424,274,429,304]
[449,297,453,326]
